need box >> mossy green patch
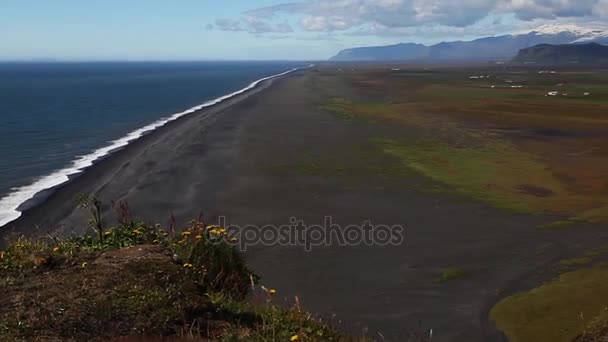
[320,97,355,120]
[438,268,468,284]
[374,138,573,214]
[491,263,608,342]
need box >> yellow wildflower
[262,286,277,295]
[104,230,112,236]
[53,247,60,253]
[195,235,203,240]
[183,263,193,268]
[182,231,192,236]
[290,335,299,341]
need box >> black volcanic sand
[3,68,608,341]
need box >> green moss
[438,268,468,284]
[320,97,354,120]
[491,264,608,342]
[374,138,572,214]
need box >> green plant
[77,194,105,243]
[438,268,468,284]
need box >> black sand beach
[3,68,608,341]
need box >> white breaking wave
[0,64,312,228]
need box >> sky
[1,0,607,61]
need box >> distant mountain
[512,43,608,64]
[330,23,608,62]
[332,43,430,61]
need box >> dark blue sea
[0,61,305,226]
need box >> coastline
[3,64,607,340]
[0,66,306,240]
[0,65,307,235]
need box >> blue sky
[1,0,606,60]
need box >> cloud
[501,0,599,20]
[242,16,294,34]
[235,0,608,36]
[214,18,243,32]
[213,16,294,34]
[595,0,608,16]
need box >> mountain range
[513,42,608,64]
[330,24,608,62]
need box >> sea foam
[0,64,310,228]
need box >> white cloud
[216,0,608,39]
[214,16,294,34]
[214,18,243,32]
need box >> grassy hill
[0,198,352,341]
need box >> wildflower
[290,335,299,341]
[195,235,203,240]
[261,286,277,295]
[210,228,227,236]
[104,230,112,236]
[206,225,219,230]
[181,231,192,236]
[183,263,193,268]
[81,262,88,268]
[132,229,142,235]
[53,247,60,253]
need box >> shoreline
[0,67,307,239]
[0,65,308,233]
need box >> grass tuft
[438,268,468,284]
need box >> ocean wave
[0,64,311,228]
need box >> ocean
[0,61,306,226]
